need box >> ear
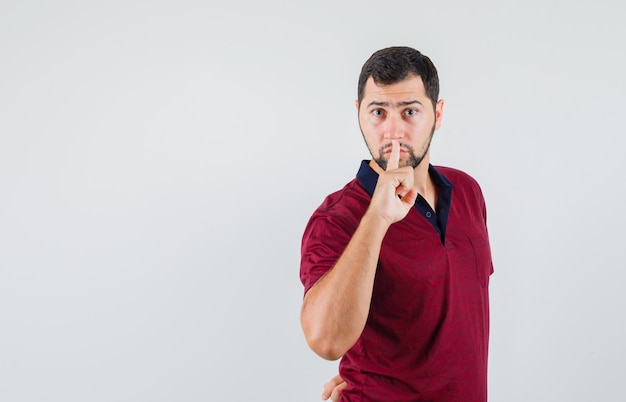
[355,99,360,111]
[434,99,444,130]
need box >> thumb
[400,189,418,208]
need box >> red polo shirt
[300,162,493,401]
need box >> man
[299,46,493,401]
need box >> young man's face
[357,74,444,170]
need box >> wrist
[361,209,394,231]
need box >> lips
[381,145,409,154]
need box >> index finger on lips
[386,140,400,171]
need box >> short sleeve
[300,214,354,295]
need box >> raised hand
[368,140,418,224]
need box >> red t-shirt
[300,164,493,401]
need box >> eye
[404,108,418,116]
[372,108,385,117]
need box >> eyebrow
[366,100,423,108]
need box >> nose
[383,115,403,139]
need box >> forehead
[362,74,428,103]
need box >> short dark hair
[357,46,439,109]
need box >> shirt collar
[356,160,454,197]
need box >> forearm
[301,211,390,360]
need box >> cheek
[359,120,377,137]
[361,130,382,151]
[361,115,376,128]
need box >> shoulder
[304,179,369,235]
[435,165,480,185]
[314,179,369,214]
[435,165,484,192]
[434,165,488,212]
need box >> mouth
[381,145,408,156]
[383,149,406,156]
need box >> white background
[1,1,625,401]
